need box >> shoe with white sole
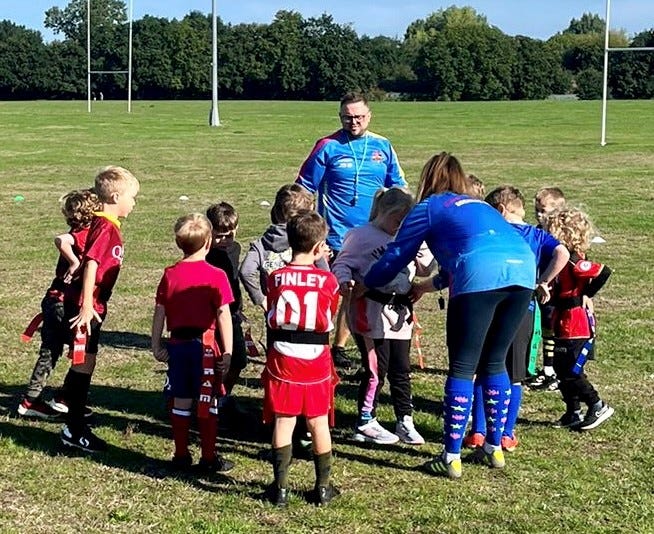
[353,418,399,445]
[395,415,425,445]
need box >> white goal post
[86,0,133,113]
[601,0,654,145]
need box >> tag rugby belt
[364,289,414,321]
[267,329,330,345]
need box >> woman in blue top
[364,152,536,479]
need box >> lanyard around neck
[346,133,369,206]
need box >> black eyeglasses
[340,114,368,122]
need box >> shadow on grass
[100,330,152,350]
[0,419,256,493]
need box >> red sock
[197,414,218,463]
[170,408,192,458]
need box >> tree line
[1,1,653,101]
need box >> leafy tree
[266,11,308,98]
[0,21,50,98]
[609,29,654,98]
[575,67,603,99]
[563,13,605,35]
[512,36,565,99]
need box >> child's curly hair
[61,189,101,230]
[544,207,594,254]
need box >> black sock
[313,451,332,488]
[64,369,91,434]
[272,445,292,489]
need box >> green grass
[1,100,653,533]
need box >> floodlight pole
[209,0,220,126]
[600,0,611,146]
[87,0,91,113]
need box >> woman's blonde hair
[545,207,594,254]
[369,187,414,222]
[416,152,469,201]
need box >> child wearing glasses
[205,202,249,424]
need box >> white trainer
[395,415,425,445]
[353,418,400,445]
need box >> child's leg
[63,354,96,435]
[24,298,66,403]
[306,414,332,489]
[553,340,583,414]
[386,338,412,421]
[355,336,389,423]
[171,397,193,460]
[272,415,297,489]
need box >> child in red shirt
[18,189,101,420]
[263,211,340,506]
[545,207,614,430]
[152,213,234,473]
[60,167,139,453]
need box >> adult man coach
[296,92,406,368]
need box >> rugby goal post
[600,0,654,145]
[86,0,134,113]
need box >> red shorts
[262,367,339,425]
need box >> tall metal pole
[127,0,133,113]
[87,0,91,113]
[209,0,220,126]
[600,0,611,146]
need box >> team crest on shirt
[112,245,124,264]
[579,260,592,272]
[371,151,384,163]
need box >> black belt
[365,289,413,320]
[170,327,204,340]
[267,329,330,345]
[556,296,583,310]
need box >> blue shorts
[164,339,203,399]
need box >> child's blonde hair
[94,166,139,203]
[545,207,594,254]
[270,184,314,224]
[535,186,566,209]
[61,189,102,230]
[369,187,414,222]
[174,213,212,255]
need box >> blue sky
[4,1,652,41]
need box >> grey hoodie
[239,223,329,308]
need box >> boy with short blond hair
[534,186,566,227]
[152,213,235,472]
[60,166,139,452]
[263,211,340,506]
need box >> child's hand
[339,280,355,297]
[63,260,80,284]
[582,295,594,315]
[216,352,232,374]
[410,279,431,303]
[70,305,102,333]
[153,346,169,363]
[536,281,551,304]
[350,282,367,299]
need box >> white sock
[444,452,461,463]
[483,441,501,454]
[543,366,555,377]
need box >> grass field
[0,100,653,533]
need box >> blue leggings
[446,287,533,380]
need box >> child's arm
[55,232,80,284]
[69,259,102,333]
[239,244,267,313]
[215,303,233,372]
[536,244,570,303]
[151,304,169,362]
